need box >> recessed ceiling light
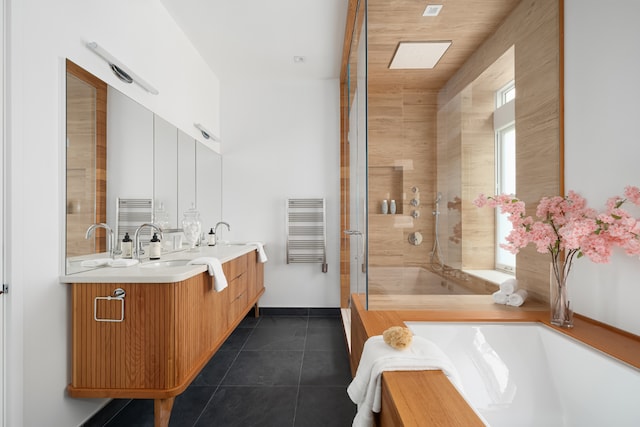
[293,56,306,63]
[423,4,443,17]
[389,41,451,69]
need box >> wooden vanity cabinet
[67,251,265,427]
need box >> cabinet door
[196,142,222,233]
[153,116,178,228]
[177,131,196,220]
[106,87,154,229]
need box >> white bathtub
[405,322,640,427]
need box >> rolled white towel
[492,290,509,305]
[500,278,519,294]
[507,289,528,307]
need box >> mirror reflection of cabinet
[178,130,196,222]
[106,86,154,233]
[196,142,222,234]
[154,115,179,228]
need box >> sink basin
[140,259,192,268]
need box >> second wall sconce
[86,41,159,95]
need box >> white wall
[565,0,640,335]
[221,78,341,308]
[5,1,220,426]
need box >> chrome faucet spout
[85,223,114,259]
[133,223,164,259]
[213,221,230,245]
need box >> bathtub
[405,322,640,427]
[367,266,474,295]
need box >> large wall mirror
[342,0,563,308]
[65,60,223,275]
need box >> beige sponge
[382,326,413,350]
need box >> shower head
[435,192,442,203]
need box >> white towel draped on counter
[187,257,228,291]
[347,335,462,427]
[246,242,268,263]
[80,258,112,268]
[108,259,139,268]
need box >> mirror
[65,61,223,275]
[342,0,562,307]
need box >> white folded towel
[188,257,228,291]
[80,258,112,268]
[500,278,519,294]
[507,289,528,307]
[492,290,509,304]
[246,242,268,263]
[108,259,139,268]
[347,335,462,427]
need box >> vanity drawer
[223,254,248,282]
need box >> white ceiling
[160,0,349,81]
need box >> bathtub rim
[404,320,640,374]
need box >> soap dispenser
[121,232,133,259]
[149,233,162,260]
[207,228,216,246]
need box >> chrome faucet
[85,223,115,258]
[133,223,164,259]
[213,221,230,246]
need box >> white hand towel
[246,242,268,263]
[108,259,139,268]
[492,290,509,304]
[507,289,528,307]
[500,278,519,294]
[188,257,228,291]
[347,335,462,427]
[80,258,112,268]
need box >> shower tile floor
[83,309,356,427]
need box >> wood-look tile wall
[437,0,561,302]
[367,85,438,276]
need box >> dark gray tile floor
[84,309,356,427]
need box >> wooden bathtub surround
[349,293,640,426]
[68,251,265,427]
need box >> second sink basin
[140,259,192,268]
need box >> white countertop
[61,243,261,284]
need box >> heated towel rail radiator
[286,198,328,272]
[115,198,154,244]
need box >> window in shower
[494,81,516,273]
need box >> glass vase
[550,262,573,328]
[182,206,202,252]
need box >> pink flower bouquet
[474,186,640,327]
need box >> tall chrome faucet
[133,223,164,259]
[213,221,230,246]
[85,223,115,259]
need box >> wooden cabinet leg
[254,302,260,318]
[154,397,175,427]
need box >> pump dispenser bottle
[149,233,162,260]
[207,228,216,246]
[121,232,133,259]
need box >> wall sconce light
[86,41,159,95]
[194,123,220,142]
